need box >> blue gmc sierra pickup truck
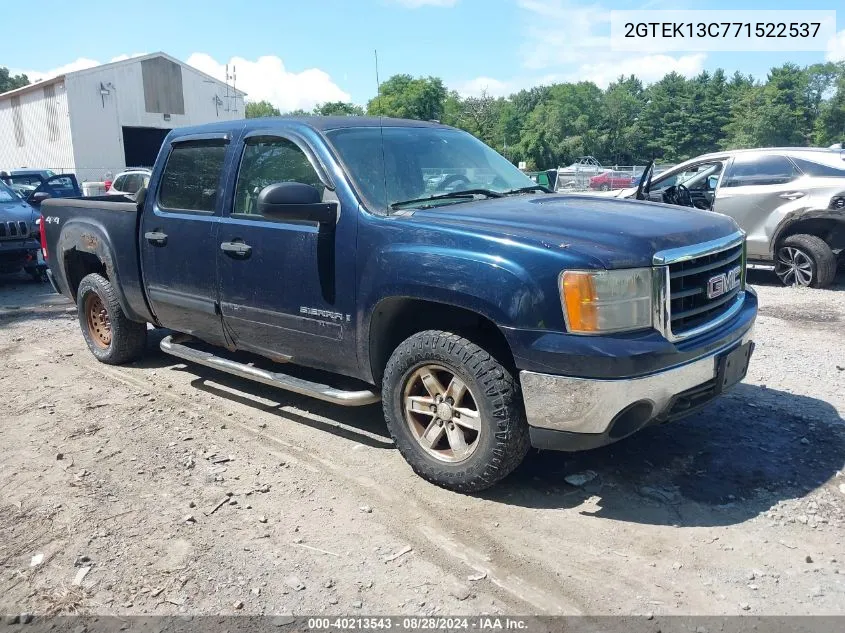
[41,117,757,491]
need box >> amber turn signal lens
[561,271,599,332]
[560,268,654,334]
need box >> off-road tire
[776,234,837,288]
[77,273,147,365]
[382,330,529,492]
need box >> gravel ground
[0,270,843,618]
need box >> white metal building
[0,53,246,182]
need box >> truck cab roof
[168,115,450,141]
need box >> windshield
[325,126,536,211]
[0,181,19,203]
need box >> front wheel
[382,330,529,492]
[774,234,837,288]
[77,273,147,364]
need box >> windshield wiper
[390,189,504,210]
[502,185,551,195]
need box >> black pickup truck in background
[41,117,757,491]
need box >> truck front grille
[668,242,743,336]
[0,221,29,240]
[653,232,746,341]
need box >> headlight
[560,268,654,334]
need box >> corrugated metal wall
[67,55,245,181]
[0,82,75,174]
[0,54,244,183]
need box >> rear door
[217,132,354,371]
[139,135,231,346]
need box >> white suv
[107,169,151,197]
[593,148,845,288]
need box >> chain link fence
[554,163,676,192]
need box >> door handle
[144,231,168,246]
[220,240,252,258]
[779,191,805,200]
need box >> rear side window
[723,155,798,187]
[791,157,845,178]
[112,175,127,191]
[159,141,227,212]
[234,136,324,216]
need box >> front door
[217,133,358,374]
[140,137,229,346]
[713,154,802,258]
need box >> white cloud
[518,0,611,70]
[453,76,514,98]
[827,29,845,62]
[453,0,707,99]
[386,0,458,7]
[186,53,350,113]
[569,53,706,88]
[13,53,147,82]
[16,58,100,81]
[108,53,147,64]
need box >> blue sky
[5,0,845,111]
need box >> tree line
[4,61,843,171]
[247,62,845,170]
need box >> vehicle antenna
[375,49,389,213]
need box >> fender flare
[54,220,141,321]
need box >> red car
[589,170,633,191]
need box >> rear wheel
[774,234,837,288]
[382,330,529,492]
[599,183,610,191]
[77,273,147,364]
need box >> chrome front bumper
[519,329,754,437]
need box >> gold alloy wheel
[402,364,482,463]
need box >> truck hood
[406,194,739,268]
[0,199,36,223]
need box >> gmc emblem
[707,266,742,299]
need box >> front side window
[325,126,536,211]
[159,141,227,212]
[234,136,324,216]
[34,175,79,198]
[654,162,723,190]
[723,155,798,187]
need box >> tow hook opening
[608,401,654,439]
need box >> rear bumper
[0,239,42,272]
[520,328,754,451]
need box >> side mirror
[30,191,51,205]
[707,175,719,190]
[257,182,336,225]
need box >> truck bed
[42,195,155,323]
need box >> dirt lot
[1,271,844,618]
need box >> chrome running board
[160,334,380,406]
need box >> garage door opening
[122,126,171,169]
